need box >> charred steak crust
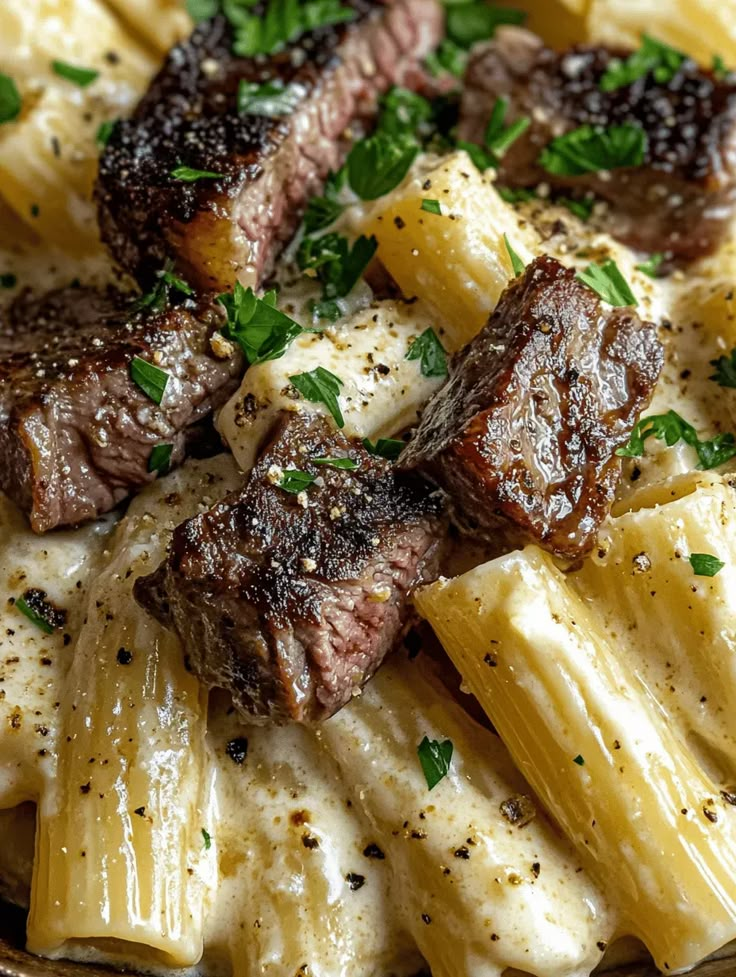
[459,28,736,261]
[96,0,444,291]
[0,286,242,533]
[399,256,664,559]
[135,414,445,724]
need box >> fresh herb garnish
[298,232,377,317]
[231,0,356,57]
[559,196,594,221]
[446,3,525,49]
[539,123,647,176]
[237,79,302,116]
[456,139,496,173]
[201,828,212,850]
[425,39,467,78]
[134,262,192,314]
[379,87,433,138]
[484,97,530,158]
[313,456,359,470]
[497,186,537,205]
[303,168,345,233]
[0,74,21,125]
[421,198,442,215]
[171,165,225,182]
[186,0,219,20]
[96,118,117,148]
[573,754,585,766]
[635,252,665,278]
[130,357,171,405]
[713,54,729,80]
[503,234,525,277]
[289,366,345,427]
[617,410,736,470]
[689,553,725,577]
[406,328,448,378]
[51,60,99,87]
[362,437,405,461]
[16,595,55,634]
[417,736,454,790]
[218,283,304,365]
[347,131,418,200]
[576,259,638,307]
[278,469,317,494]
[710,349,736,388]
[148,443,173,475]
[599,35,686,92]
[0,273,17,289]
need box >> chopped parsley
[201,828,212,850]
[503,234,525,277]
[417,736,454,790]
[347,131,418,200]
[689,553,725,577]
[134,262,192,314]
[406,328,448,378]
[362,437,404,461]
[51,60,99,87]
[421,198,442,215]
[96,118,117,148]
[289,366,345,427]
[171,165,225,182]
[599,35,686,92]
[497,186,537,205]
[446,3,525,49]
[298,232,377,318]
[710,349,736,388]
[559,196,594,221]
[278,469,317,494]
[378,87,433,139]
[313,456,359,470]
[635,252,665,278]
[130,357,171,405]
[539,123,647,176]
[576,259,638,307]
[186,0,219,20]
[231,0,356,57]
[0,73,21,125]
[484,97,530,158]
[617,410,736,470]
[16,594,57,634]
[218,283,304,364]
[425,39,467,78]
[237,79,302,116]
[303,168,346,234]
[148,443,173,475]
[713,54,729,80]
[573,754,585,766]
[0,273,17,289]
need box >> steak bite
[0,285,242,533]
[399,256,663,559]
[458,28,736,262]
[134,414,444,724]
[96,0,443,292]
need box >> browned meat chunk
[0,286,241,533]
[458,28,736,262]
[96,0,443,292]
[399,256,663,558]
[135,414,444,723]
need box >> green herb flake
[201,828,212,850]
[0,73,22,125]
[689,553,725,577]
[148,443,173,475]
[16,596,55,635]
[497,186,537,205]
[187,0,219,21]
[231,0,356,58]
[171,165,225,182]
[576,259,638,307]
[484,97,530,158]
[130,357,171,405]
[456,139,496,173]
[362,437,405,461]
[219,283,303,365]
[134,261,192,314]
[237,79,302,116]
[573,754,585,766]
[0,273,17,289]
[417,736,454,790]
[425,40,467,78]
[278,469,317,494]
[713,54,729,80]
[446,3,525,49]
[617,410,736,470]
[96,118,117,148]
[289,366,345,428]
[599,35,686,92]
[406,328,448,378]
[503,234,526,277]
[51,60,99,87]
[379,87,433,139]
[313,456,359,470]
[347,131,418,201]
[635,252,665,278]
[539,123,647,177]
[303,168,345,233]
[559,196,594,221]
[421,198,442,215]
[710,349,736,388]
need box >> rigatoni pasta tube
[417,547,736,973]
[27,457,241,966]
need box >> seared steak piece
[97,0,443,292]
[399,256,663,559]
[135,414,444,723]
[0,286,241,533]
[458,28,736,262]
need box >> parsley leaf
[406,328,448,378]
[134,262,192,314]
[559,196,594,221]
[426,40,467,78]
[16,595,56,635]
[539,123,647,176]
[130,358,171,405]
[171,165,225,182]
[237,79,302,116]
[313,456,359,470]
[0,74,21,125]
[504,234,525,277]
[456,139,496,172]
[378,87,433,138]
[289,366,345,427]
[218,283,303,365]
[689,553,725,577]
[635,252,665,278]
[710,349,736,388]
[446,3,525,48]
[497,186,537,205]
[713,54,729,80]
[617,410,736,470]
[186,0,219,20]
[278,469,317,493]
[232,0,355,57]
[484,97,530,158]
[599,35,686,92]
[148,443,173,475]
[347,131,418,200]
[298,232,377,316]
[96,118,117,148]
[51,60,99,87]
[417,736,454,790]
[362,437,405,461]
[576,259,638,307]
[421,198,442,215]
[303,168,345,233]
[201,828,212,850]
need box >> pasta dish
[3,1,736,975]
